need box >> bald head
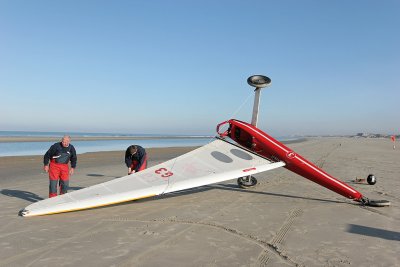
[61,135,71,147]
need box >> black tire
[237,176,258,188]
[367,174,377,185]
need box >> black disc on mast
[247,75,271,88]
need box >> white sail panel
[21,139,285,217]
[164,138,285,193]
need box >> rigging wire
[228,91,254,119]
[196,90,254,148]
[166,91,254,178]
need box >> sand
[0,138,399,266]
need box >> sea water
[0,138,213,157]
[0,131,213,157]
[0,131,295,157]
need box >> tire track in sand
[256,208,303,266]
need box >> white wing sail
[21,139,285,217]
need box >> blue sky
[1,0,399,136]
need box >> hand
[44,165,49,173]
[70,168,74,176]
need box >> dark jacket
[44,142,77,168]
[125,145,146,171]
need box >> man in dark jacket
[125,145,147,175]
[43,135,77,198]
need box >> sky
[0,0,399,136]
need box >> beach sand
[0,138,399,266]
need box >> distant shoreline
[0,135,213,143]
[0,136,308,144]
[282,137,308,144]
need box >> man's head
[129,145,137,156]
[61,135,71,147]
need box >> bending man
[43,135,77,198]
[125,145,147,175]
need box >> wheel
[237,176,258,188]
[367,174,376,185]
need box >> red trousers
[48,160,70,198]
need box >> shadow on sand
[69,186,85,191]
[87,173,121,178]
[347,224,400,241]
[1,189,44,202]
[11,181,350,216]
[6,181,348,215]
[208,183,346,204]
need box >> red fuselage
[218,119,363,201]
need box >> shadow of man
[1,189,44,202]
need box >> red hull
[218,119,363,201]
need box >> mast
[247,75,271,127]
